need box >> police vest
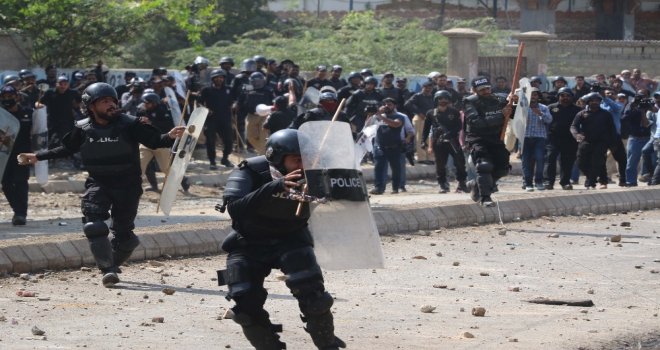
[78,115,137,175]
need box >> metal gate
[478,56,527,82]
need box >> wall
[546,40,660,77]
[0,33,31,70]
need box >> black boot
[303,312,346,350]
[111,233,140,268]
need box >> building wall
[0,33,31,70]
[546,40,660,77]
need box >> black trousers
[433,140,466,183]
[81,178,142,241]
[544,138,578,187]
[2,158,29,217]
[204,118,233,164]
[469,139,510,197]
[599,138,627,184]
[577,141,608,187]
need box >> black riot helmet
[360,68,373,77]
[82,82,118,109]
[364,76,378,86]
[253,55,267,66]
[265,129,300,171]
[210,69,226,79]
[319,91,337,102]
[241,58,257,73]
[557,87,573,97]
[249,72,266,89]
[141,92,161,105]
[219,56,235,66]
[347,71,362,82]
[19,69,35,79]
[433,90,452,104]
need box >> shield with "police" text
[298,120,384,270]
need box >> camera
[633,96,654,109]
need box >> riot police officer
[345,76,383,133]
[1,86,32,225]
[422,90,468,193]
[199,69,235,169]
[290,91,350,130]
[231,58,257,148]
[219,56,236,86]
[238,72,274,155]
[337,71,362,102]
[18,83,185,287]
[463,77,512,207]
[217,129,346,350]
[544,87,581,190]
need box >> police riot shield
[158,106,209,216]
[0,107,20,183]
[512,77,532,155]
[31,106,48,185]
[298,87,320,115]
[298,120,384,270]
[164,86,182,126]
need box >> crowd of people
[2,55,659,350]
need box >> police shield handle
[295,98,347,216]
[500,42,525,141]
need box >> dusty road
[1,209,659,349]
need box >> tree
[0,0,222,67]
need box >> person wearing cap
[307,65,331,91]
[115,71,137,100]
[544,87,582,190]
[1,86,33,226]
[462,76,512,207]
[38,75,81,153]
[328,65,347,90]
[571,92,617,189]
[18,83,186,288]
[404,80,435,164]
[200,69,235,170]
[120,77,145,115]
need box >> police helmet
[283,77,302,92]
[194,56,209,66]
[360,68,373,77]
[319,91,337,102]
[253,55,267,66]
[219,56,235,66]
[347,71,362,81]
[152,67,167,76]
[530,76,542,84]
[3,74,19,85]
[364,76,378,86]
[557,87,573,97]
[273,95,288,110]
[265,129,300,166]
[241,58,257,72]
[1,85,17,96]
[82,83,118,108]
[433,90,452,103]
[653,91,660,98]
[581,92,603,102]
[141,92,161,105]
[553,76,567,85]
[73,71,85,80]
[210,69,226,79]
[129,77,145,86]
[422,80,434,88]
[124,71,137,79]
[19,69,35,79]
[249,72,266,89]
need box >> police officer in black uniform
[200,69,235,169]
[216,129,346,350]
[18,83,185,287]
[1,86,32,225]
[463,77,512,207]
[544,87,582,190]
[337,71,362,102]
[231,58,258,148]
[570,92,617,189]
[422,90,468,193]
[290,91,350,130]
[219,56,236,87]
[345,76,383,133]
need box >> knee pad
[281,247,323,293]
[299,291,334,316]
[218,260,263,300]
[83,221,109,239]
[476,161,494,174]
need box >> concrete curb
[29,162,524,193]
[1,187,658,274]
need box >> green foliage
[169,11,513,75]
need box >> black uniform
[289,107,350,130]
[544,102,581,188]
[35,114,175,273]
[337,84,359,103]
[41,88,81,147]
[328,77,347,91]
[200,83,234,165]
[307,78,331,91]
[263,106,298,135]
[218,156,343,350]
[570,108,617,188]
[463,94,510,199]
[378,86,404,110]
[345,89,383,132]
[422,106,467,186]
[231,73,253,144]
[2,106,32,220]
